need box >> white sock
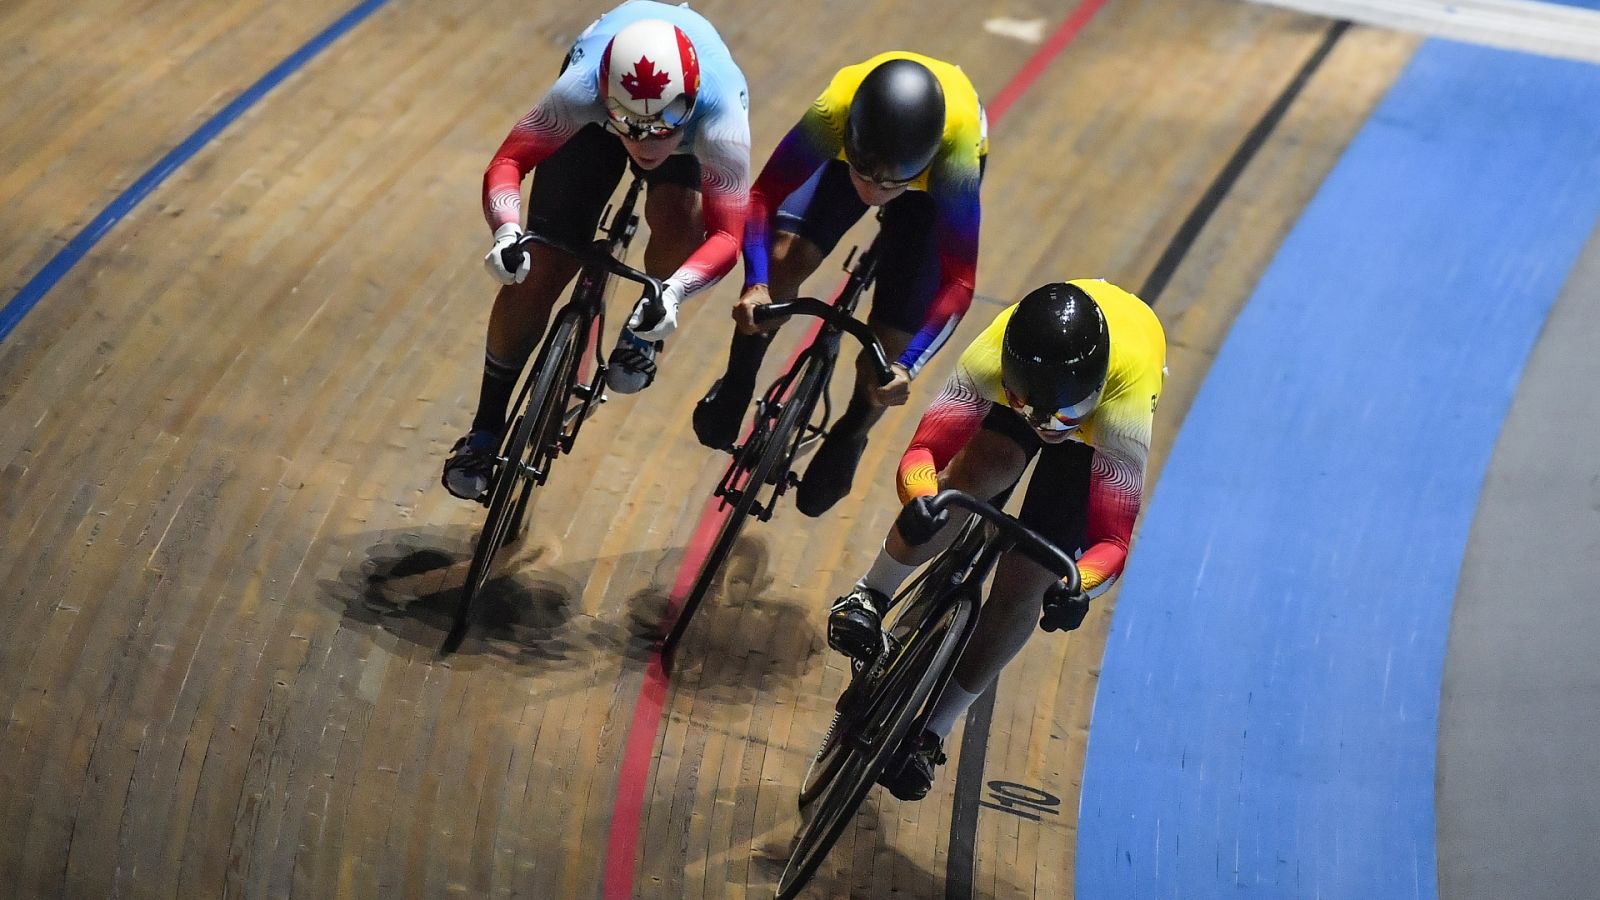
[925,681,983,740]
[855,541,917,598]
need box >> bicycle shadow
[318,525,665,676]
[662,532,827,700]
[746,797,962,898]
[626,779,914,895]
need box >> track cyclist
[443,0,750,502]
[830,279,1166,800]
[692,51,987,516]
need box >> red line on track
[601,3,1108,894]
[986,0,1109,124]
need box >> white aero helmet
[600,19,701,138]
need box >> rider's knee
[644,184,701,236]
[989,554,1057,611]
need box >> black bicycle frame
[502,175,663,455]
[712,240,894,520]
[855,491,1083,729]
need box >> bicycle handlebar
[501,231,666,319]
[895,489,1081,593]
[753,298,895,386]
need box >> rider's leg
[605,157,703,394]
[444,124,625,500]
[641,179,703,277]
[796,188,936,516]
[829,423,1028,660]
[471,248,583,437]
[925,438,1093,739]
[696,160,860,448]
[885,424,1033,582]
[714,231,823,391]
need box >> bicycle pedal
[573,383,607,403]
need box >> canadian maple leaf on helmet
[621,56,671,100]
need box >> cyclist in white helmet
[444,1,750,502]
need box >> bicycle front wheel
[446,313,583,653]
[662,355,828,660]
[776,595,972,898]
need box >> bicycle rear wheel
[445,314,583,653]
[776,595,972,898]
[661,356,828,662]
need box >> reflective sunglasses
[605,95,692,140]
[847,161,917,190]
[1004,385,1102,435]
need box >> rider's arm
[663,105,752,303]
[1077,412,1154,597]
[742,107,840,288]
[896,151,981,378]
[482,74,596,231]
[896,366,989,503]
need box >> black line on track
[945,683,997,899]
[1141,19,1351,304]
[942,19,1349,900]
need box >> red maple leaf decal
[620,55,671,101]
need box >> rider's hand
[869,363,912,407]
[484,223,530,285]
[627,282,683,341]
[733,284,779,335]
[1040,580,1090,633]
[894,495,949,547]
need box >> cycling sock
[926,681,983,740]
[723,329,773,391]
[856,540,916,598]
[470,350,525,437]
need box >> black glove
[1040,580,1090,633]
[894,495,949,547]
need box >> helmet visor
[605,93,693,139]
[846,160,917,190]
[842,122,933,186]
[1004,384,1102,434]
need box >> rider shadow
[664,532,827,698]
[748,798,959,898]
[319,525,662,674]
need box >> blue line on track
[1076,40,1600,899]
[0,0,392,344]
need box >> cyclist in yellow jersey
[693,51,988,516]
[831,280,1167,800]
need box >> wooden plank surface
[0,0,1420,896]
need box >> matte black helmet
[843,59,945,185]
[1001,283,1111,433]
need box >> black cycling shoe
[692,377,754,451]
[442,430,501,502]
[880,730,946,801]
[795,428,869,517]
[827,586,889,663]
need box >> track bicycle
[444,173,663,654]
[774,489,1081,898]
[659,236,893,664]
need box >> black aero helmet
[843,59,945,184]
[1002,283,1111,432]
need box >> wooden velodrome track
[0,1,1418,897]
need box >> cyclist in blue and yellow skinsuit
[692,51,987,517]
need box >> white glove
[484,223,530,285]
[626,282,684,341]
